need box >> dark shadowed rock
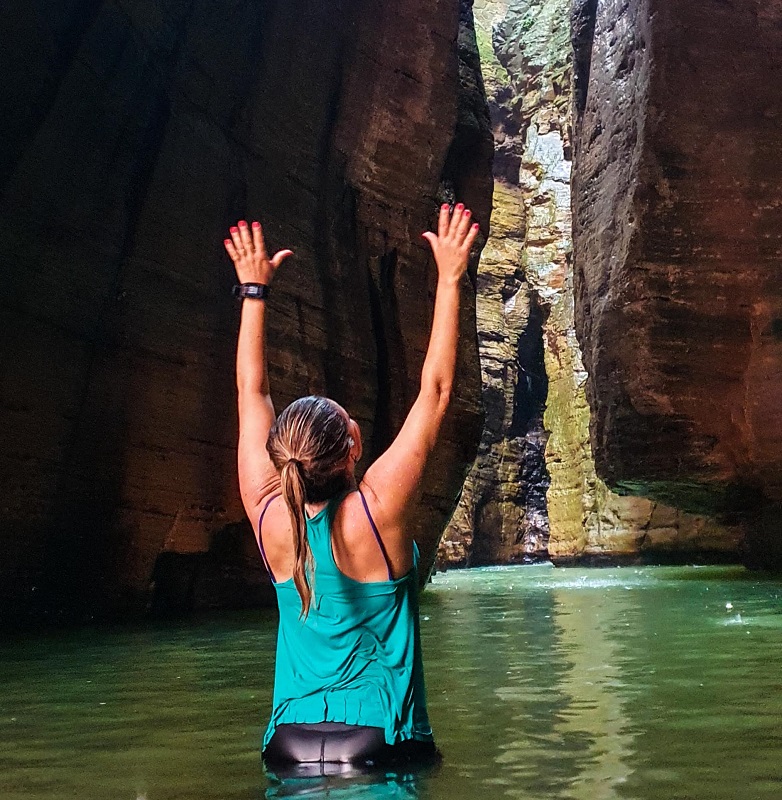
[0,0,490,624]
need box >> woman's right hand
[224,219,293,285]
[422,203,480,284]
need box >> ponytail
[267,396,356,618]
[280,458,314,617]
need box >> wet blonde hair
[266,396,353,616]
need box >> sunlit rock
[572,0,782,566]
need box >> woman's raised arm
[225,220,293,523]
[360,203,480,536]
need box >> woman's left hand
[224,220,293,284]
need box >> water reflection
[423,565,782,800]
[423,568,642,799]
[550,586,636,799]
[264,764,427,798]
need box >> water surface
[2,565,781,799]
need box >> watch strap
[232,283,270,300]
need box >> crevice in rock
[148,522,274,618]
[366,248,396,462]
[571,0,599,115]
[509,292,548,437]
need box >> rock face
[0,0,490,625]
[572,0,782,566]
[440,0,743,568]
[440,0,554,568]
[441,179,549,567]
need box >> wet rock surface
[0,0,490,624]
[572,0,782,565]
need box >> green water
[2,565,781,799]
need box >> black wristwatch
[232,283,270,300]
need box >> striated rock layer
[441,0,743,568]
[0,0,490,625]
[441,0,552,568]
[572,0,782,566]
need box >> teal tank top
[257,491,433,749]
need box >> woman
[224,203,480,769]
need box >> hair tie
[287,458,302,469]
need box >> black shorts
[263,722,440,769]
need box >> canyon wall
[0,0,490,624]
[572,0,782,567]
[440,0,743,568]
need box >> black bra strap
[257,493,281,583]
[358,489,393,581]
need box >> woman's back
[258,491,433,750]
[256,487,413,584]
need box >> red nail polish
[238,220,248,227]
[456,203,464,210]
[441,203,449,210]
[230,226,239,233]
[472,223,479,230]
[465,209,471,217]
[224,239,231,245]
[252,221,260,229]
